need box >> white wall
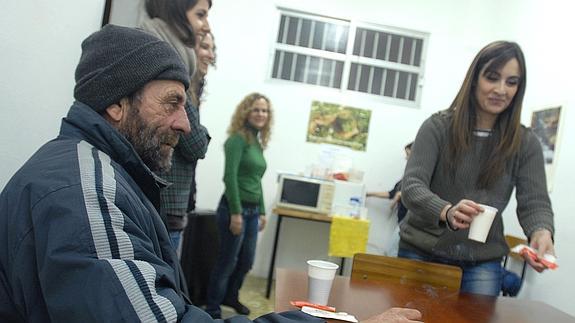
[1,0,574,317]
[0,1,105,187]
[493,0,575,314]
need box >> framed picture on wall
[530,105,564,191]
[306,101,372,151]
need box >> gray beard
[118,105,178,173]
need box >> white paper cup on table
[468,204,498,243]
[307,260,339,305]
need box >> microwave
[276,174,335,214]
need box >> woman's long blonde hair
[227,93,273,148]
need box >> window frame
[268,7,429,108]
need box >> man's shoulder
[3,138,112,201]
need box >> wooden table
[275,268,575,323]
[266,207,345,298]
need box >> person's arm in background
[175,101,210,162]
[223,134,245,235]
[367,181,400,208]
[515,129,555,272]
[366,191,391,199]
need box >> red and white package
[290,301,336,312]
[300,306,358,323]
[510,244,558,269]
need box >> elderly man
[0,25,421,323]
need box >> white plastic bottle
[349,197,361,218]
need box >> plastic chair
[351,253,462,291]
[502,234,528,296]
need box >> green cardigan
[223,132,267,214]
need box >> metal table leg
[266,214,283,298]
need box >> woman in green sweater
[206,93,273,319]
[400,41,555,296]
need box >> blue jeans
[206,197,259,316]
[168,230,182,250]
[398,248,502,296]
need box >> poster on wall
[530,106,563,191]
[306,101,372,151]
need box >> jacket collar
[59,102,168,202]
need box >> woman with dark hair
[144,0,211,47]
[205,93,273,319]
[399,41,555,296]
[140,0,213,251]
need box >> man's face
[118,80,190,173]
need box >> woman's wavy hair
[446,41,526,189]
[145,0,212,47]
[227,93,273,149]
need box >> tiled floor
[221,275,275,320]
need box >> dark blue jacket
[0,102,320,323]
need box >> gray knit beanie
[74,24,190,112]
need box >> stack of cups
[468,204,498,243]
[307,260,339,305]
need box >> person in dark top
[367,142,413,223]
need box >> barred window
[270,9,428,107]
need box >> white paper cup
[468,204,498,243]
[307,260,339,305]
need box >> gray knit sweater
[400,111,554,262]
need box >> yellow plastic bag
[328,215,370,258]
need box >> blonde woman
[206,93,273,319]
